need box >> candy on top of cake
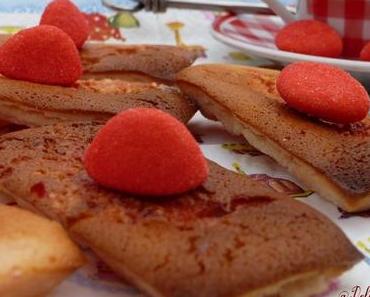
[276,62,369,124]
[0,25,82,86]
[84,108,208,196]
[40,0,89,49]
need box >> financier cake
[0,78,196,126]
[0,122,362,297]
[0,204,85,297]
[176,64,370,212]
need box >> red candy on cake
[0,25,82,86]
[276,62,369,124]
[276,20,343,58]
[84,108,209,196]
[360,41,370,61]
[40,0,89,49]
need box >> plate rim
[211,14,370,74]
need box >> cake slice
[81,43,203,83]
[176,64,370,212]
[0,77,196,126]
[0,204,85,297]
[0,122,362,297]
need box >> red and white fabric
[213,14,284,48]
[213,13,283,49]
[298,0,370,57]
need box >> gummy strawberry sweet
[0,25,82,86]
[40,0,89,49]
[276,62,369,124]
[276,20,343,58]
[360,41,370,61]
[84,108,209,196]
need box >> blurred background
[0,0,295,66]
[0,0,296,12]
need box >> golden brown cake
[0,122,362,297]
[81,43,203,83]
[0,204,85,297]
[0,77,196,126]
[176,64,370,212]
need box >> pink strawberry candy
[40,0,89,49]
[276,20,343,58]
[277,62,369,124]
[84,108,209,196]
[0,25,82,86]
[360,41,370,61]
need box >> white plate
[211,14,370,87]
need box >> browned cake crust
[0,122,362,297]
[80,43,203,81]
[176,64,370,212]
[0,122,26,136]
[0,77,196,126]
[0,120,11,134]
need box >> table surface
[0,2,368,297]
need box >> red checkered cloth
[213,13,283,49]
[299,0,370,57]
